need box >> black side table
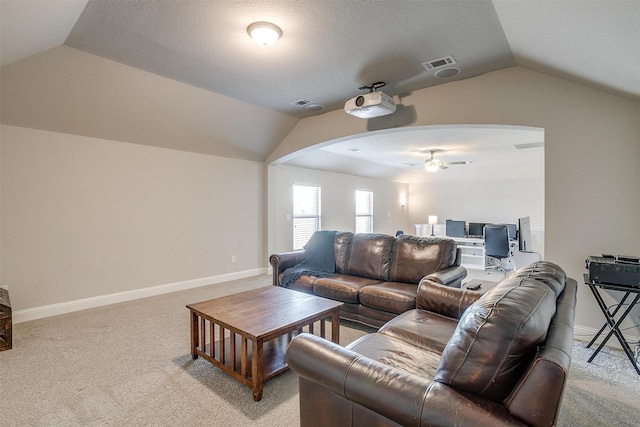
[583,274,640,374]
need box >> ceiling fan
[423,150,470,172]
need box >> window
[355,190,373,233]
[293,184,321,250]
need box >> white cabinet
[456,239,486,270]
[453,237,519,270]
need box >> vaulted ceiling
[1,1,638,182]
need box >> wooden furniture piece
[0,288,11,351]
[186,286,343,401]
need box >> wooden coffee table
[187,286,343,401]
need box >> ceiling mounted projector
[344,82,396,119]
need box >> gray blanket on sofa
[282,230,337,288]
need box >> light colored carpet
[1,275,638,426]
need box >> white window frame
[293,184,321,250]
[355,189,373,233]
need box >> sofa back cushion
[509,261,567,296]
[345,233,395,280]
[434,275,561,402]
[334,231,354,274]
[389,236,457,284]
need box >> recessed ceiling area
[280,125,545,183]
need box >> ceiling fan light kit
[423,150,469,173]
[424,161,441,173]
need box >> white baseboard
[573,324,639,351]
[13,268,268,324]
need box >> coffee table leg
[331,310,340,343]
[190,311,199,359]
[251,339,264,401]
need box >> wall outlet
[231,255,236,263]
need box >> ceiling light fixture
[247,22,282,46]
[424,161,440,173]
[425,151,441,172]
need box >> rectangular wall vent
[291,99,313,107]
[513,142,545,150]
[422,55,457,71]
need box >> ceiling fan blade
[442,161,469,166]
[439,165,448,170]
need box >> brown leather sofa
[287,261,577,427]
[270,232,467,327]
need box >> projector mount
[358,81,386,93]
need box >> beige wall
[268,66,640,332]
[267,164,408,256]
[0,46,299,162]
[1,125,264,311]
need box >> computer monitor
[518,216,532,252]
[505,223,517,241]
[445,220,466,238]
[468,222,490,238]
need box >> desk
[452,237,518,270]
[583,274,640,375]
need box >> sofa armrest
[287,333,526,427]
[424,264,467,288]
[268,250,306,286]
[287,333,431,427]
[420,382,527,426]
[417,278,483,319]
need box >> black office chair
[484,224,512,272]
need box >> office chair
[484,225,513,272]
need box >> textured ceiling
[1,0,638,182]
[64,0,516,118]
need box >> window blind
[355,190,373,233]
[293,184,321,250]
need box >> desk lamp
[428,215,437,236]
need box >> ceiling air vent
[513,142,545,150]
[291,99,313,107]
[422,55,457,71]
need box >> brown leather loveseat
[270,231,467,327]
[287,261,577,427]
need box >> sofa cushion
[334,231,354,274]
[389,236,457,284]
[313,274,381,304]
[345,233,395,280]
[347,333,442,378]
[509,261,566,296]
[435,276,558,402]
[287,274,316,294]
[358,282,418,314]
[378,309,458,353]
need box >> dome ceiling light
[247,22,282,46]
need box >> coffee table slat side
[187,286,343,402]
